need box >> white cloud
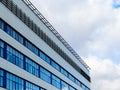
[29,0,120,90]
[84,55,120,90]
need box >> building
[0,0,91,90]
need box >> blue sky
[113,0,120,8]
[30,0,120,90]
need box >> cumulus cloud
[84,55,120,90]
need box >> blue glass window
[39,51,51,64]
[39,51,46,60]
[82,84,86,90]
[52,75,61,89]
[5,25,24,44]
[0,70,3,87]
[69,86,76,90]
[0,20,4,29]
[51,61,60,71]
[25,40,38,55]
[6,73,24,90]
[25,57,39,77]
[0,41,4,57]
[61,81,69,90]
[86,87,90,90]
[0,69,44,90]
[40,67,51,83]
[26,81,40,90]
[6,45,24,68]
[6,25,13,37]
[75,80,81,87]
[69,74,75,82]
[61,68,68,77]
[13,31,24,44]
[45,56,51,64]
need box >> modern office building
[0,0,91,90]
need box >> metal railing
[22,0,90,70]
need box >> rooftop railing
[22,0,90,70]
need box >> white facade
[0,0,90,90]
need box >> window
[75,80,81,87]
[52,75,61,89]
[13,31,24,44]
[61,81,69,90]
[25,40,38,55]
[6,45,24,68]
[40,67,51,83]
[45,56,51,64]
[61,68,68,77]
[69,86,76,90]
[0,41,4,57]
[0,20,4,29]
[25,57,39,77]
[39,51,51,64]
[0,69,44,90]
[51,61,60,71]
[69,74,75,82]
[81,84,86,90]
[39,51,46,60]
[4,24,24,44]
[6,73,24,90]
[6,25,13,37]
[26,81,40,90]
[86,87,90,90]
[0,70,3,87]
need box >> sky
[29,0,120,90]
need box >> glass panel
[0,70,3,87]
[6,45,24,68]
[61,81,69,90]
[0,41,4,57]
[82,84,86,90]
[25,41,38,55]
[6,25,13,36]
[51,61,60,71]
[26,81,39,90]
[69,74,75,82]
[0,20,4,29]
[40,67,51,83]
[52,75,60,89]
[69,86,76,90]
[6,72,24,90]
[75,80,81,86]
[61,68,68,77]
[39,51,46,60]
[45,56,50,64]
[25,57,39,77]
